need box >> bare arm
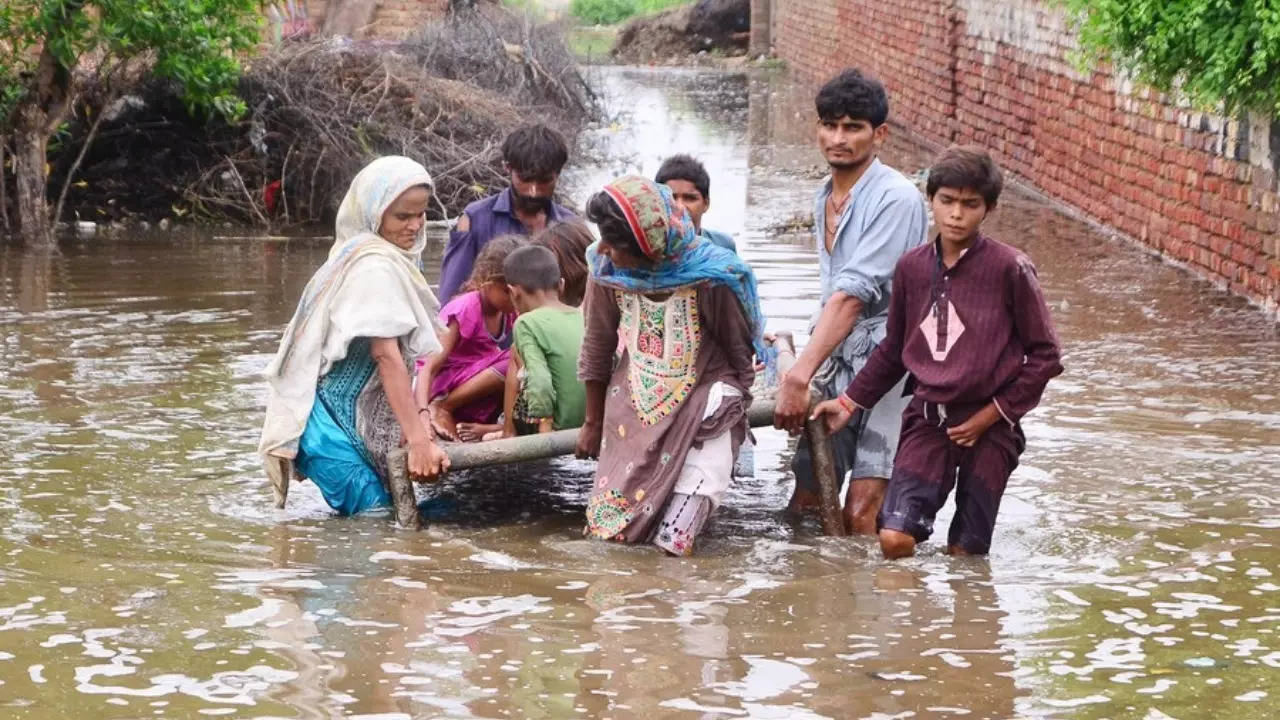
[414,319,460,408]
[574,279,619,458]
[773,291,863,432]
[792,291,864,382]
[372,337,448,478]
[501,348,522,438]
[575,380,607,459]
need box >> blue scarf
[587,176,767,359]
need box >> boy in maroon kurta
[812,147,1063,558]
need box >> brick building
[265,0,449,42]
[772,0,1279,316]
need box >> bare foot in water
[430,403,458,441]
[457,422,502,443]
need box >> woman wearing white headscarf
[260,156,449,517]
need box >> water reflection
[0,66,1276,718]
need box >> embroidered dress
[295,338,409,514]
[617,288,700,425]
[578,175,764,552]
[581,282,755,545]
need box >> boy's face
[507,284,534,314]
[930,187,989,244]
[663,179,709,231]
[816,115,886,170]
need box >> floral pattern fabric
[616,288,701,426]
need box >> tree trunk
[10,35,74,249]
[12,109,53,248]
[0,137,10,237]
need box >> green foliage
[0,0,262,125]
[565,25,618,60]
[1064,0,1280,116]
[569,0,689,26]
[501,0,548,22]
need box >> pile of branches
[50,7,595,228]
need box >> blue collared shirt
[438,188,575,302]
[813,158,928,360]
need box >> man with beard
[773,69,928,536]
[438,123,574,302]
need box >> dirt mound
[47,7,595,228]
[611,0,749,65]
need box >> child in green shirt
[486,245,587,439]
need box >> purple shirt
[845,235,1063,425]
[437,188,575,302]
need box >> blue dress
[295,338,394,515]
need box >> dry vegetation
[50,8,595,228]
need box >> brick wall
[273,0,447,41]
[774,0,1280,315]
[369,0,449,39]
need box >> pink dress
[428,291,514,423]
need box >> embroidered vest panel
[616,288,700,425]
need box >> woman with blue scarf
[575,175,765,555]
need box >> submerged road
[0,66,1276,718]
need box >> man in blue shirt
[773,69,928,535]
[655,154,738,253]
[438,123,575,302]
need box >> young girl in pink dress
[415,235,522,441]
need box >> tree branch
[52,97,112,227]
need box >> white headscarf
[330,155,435,261]
[259,156,443,501]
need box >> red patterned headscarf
[601,174,695,261]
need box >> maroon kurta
[845,235,1063,423]
[578,279,756,543]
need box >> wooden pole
[440,398,784,471]
[805,391,850,537]
[385,447,422,530]
[272,333,848,535]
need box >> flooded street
[2,66,1278,718]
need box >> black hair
[503,245,561,292]
[585,190,644,258]
[501,123,569,178]
[815,69,889,127]
[654,154,711,200]
[926,145,1004,208]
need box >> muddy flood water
[2,67,1278,719]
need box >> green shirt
[513,306,586,430]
